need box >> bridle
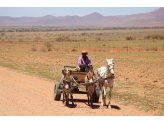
[62,71,72,83]
[62,74,73,90]
[86,70,95,83]
[87,76,94,83]
[108,63,114,74]
[63,79,71,83]
[109,67,114,71]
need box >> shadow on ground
[60,90,121,110]
[62,98,121,110]
[111,105,121,110]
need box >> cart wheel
[54,83,61,100]
[93,86,100,102]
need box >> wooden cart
[54,66,100,102]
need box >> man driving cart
[78,50,92,72]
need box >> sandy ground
[0,67,153,116]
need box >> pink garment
[78,56,91,66]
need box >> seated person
[78,50,92,72]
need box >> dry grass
[41,46,47,52]
[31,46,37,51]
[0,28,164,115]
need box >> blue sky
[0,7,161,17]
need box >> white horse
[97,58,114,108]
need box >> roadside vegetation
[0,27,164,116]
[144,34,164,40]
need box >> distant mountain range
[0,7,164,27]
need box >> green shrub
[1,39,4,42]
[81,32,87,36]
[144,35,152,39]
[56,37,64,42]
[1,33,5,36]
[79,38,86,42]
[71,48,77,52]
[65,36,71,42]
[96,37,101,41]
[19,38,24,42]
[44,41,53,51]
[41,47,47,52]
[144,34,164,40]
[96,33,103,36]
[54,47,59,52]
[7,40,13,44]
[31,46,37,51]
[125,36,136,40]
[56,36,72,42]
[123,45,128,48]
[151,34,164,40]
[151,47,158,51]
[145,47,150,51]
[34,36,42,42]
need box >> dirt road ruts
[0,67,152,116]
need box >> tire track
[0,67,152,116]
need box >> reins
[61,65,114,88]
[62,79,71,83]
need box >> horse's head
[86,66,94,83]
[62,70,72,89]
[106,58,114,75]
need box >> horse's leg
[91,88,94,107]
[89,91,91,106]
[68,91,70,105]
[100,89,103,106]
[64,92,67,105]
[99,81,104,106]
[108,86,113,109]
[88,93,90,105]
[63,90,65,103]
[86,86,89,105]
[103,85,106,106]
[89,88,92,106]
[66,91,69,105]
[91,94,93,107]
[71,90,74,105]
[71,93,74,106]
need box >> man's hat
[81,50,87,54]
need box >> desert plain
[0,28,164,116]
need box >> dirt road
[0,67,152,116]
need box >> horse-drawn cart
[54,66,100,103]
